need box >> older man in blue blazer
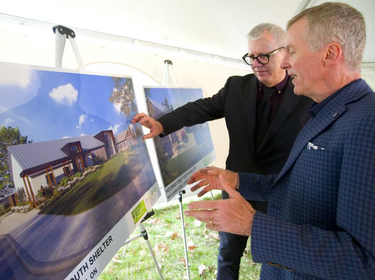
[185,2,375,280]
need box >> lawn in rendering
[144,87,215,201]
[0,62,159,280]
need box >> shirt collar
[257,72,289,93]
[309,78,362,118]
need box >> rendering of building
[115,124,138,152]
[7,130,117,208]
[150,98,190,158]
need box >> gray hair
[248,23,286,46]
[287,2,366,72]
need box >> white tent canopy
[0,0,374,172]
[0,0,374,65]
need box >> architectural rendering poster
[144,87,216,201]
[0,62,160,280]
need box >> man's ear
[324,43,343,66]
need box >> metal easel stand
[162,59,178,87]
[53,25,164,280]
[162,60,190,280]
[178,190,191,279]
[53,25,85,71]
[122,211,164,280]
[162,61,215,205]
[210,190,215,200]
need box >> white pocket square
[307,142,325,150]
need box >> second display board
[144,87,216,201]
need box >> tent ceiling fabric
[0,0,374,63]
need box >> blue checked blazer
[238,79,375,280]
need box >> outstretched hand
[132,113,164,141]
[187,166,239,197]
[185,174,255,236]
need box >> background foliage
[0,126,32,189]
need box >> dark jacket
[158,74,314,211]
[239,79,375,280]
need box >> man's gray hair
[248,23,286,46]
[287,2,366,72]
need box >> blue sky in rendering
[146,87,203,113]
[0,63,136,143]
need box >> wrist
[157,121,164,133]
[235,173,240,190]
[155,120,165,135]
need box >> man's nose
[280,55,290,70]
[252,58,263,67]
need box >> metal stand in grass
[162,60,191,280]
[178,188,215,280]
[53,26,164,280]
[163,60,216,280]
[178,190,191,280]
[122,211,164,280]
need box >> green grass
[41,147,148,216]
[98,195,261,280]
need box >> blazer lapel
[244,76,258,155]
[273,102,346,184]
[256,80,300,152]
[273,79,373,184]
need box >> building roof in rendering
[8,134,107,173]
[115,129,129,144]
[115,127,136,144]
[150,99,169,119]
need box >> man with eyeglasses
[186,3,374,280]
[132,23,313,280]
[242,46,284,68]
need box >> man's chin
[255,73,270,83]
[292,87,303,96]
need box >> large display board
[144,87,216,201]
[0,62,160,280]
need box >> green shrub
[17,188,27,204]
[44,186,53,198]
[16,201,28,207]
[59,177,69,187]
[84,166,95,172]
[0,201,10,212]
[42,190,64,209]
[36,188,43,198]
[93,156,104,165]
[52,191,63,201]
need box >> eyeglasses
[242,47,284,66]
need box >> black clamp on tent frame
[53,25,76,39]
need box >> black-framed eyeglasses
[242,47,284,66]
